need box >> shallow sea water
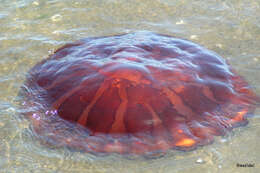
[0,0,260,172]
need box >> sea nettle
[20,32,259,155]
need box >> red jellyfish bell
[21,32,259,155]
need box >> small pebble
[190,35,198,40]
[176,20,185,25]
[52,30,62,35]
[32,1,39,6]
[51,14,62,22]
[220,138,227,143]
[6,107,15,113]
[216,43,222,48]
[196,158,205,164]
